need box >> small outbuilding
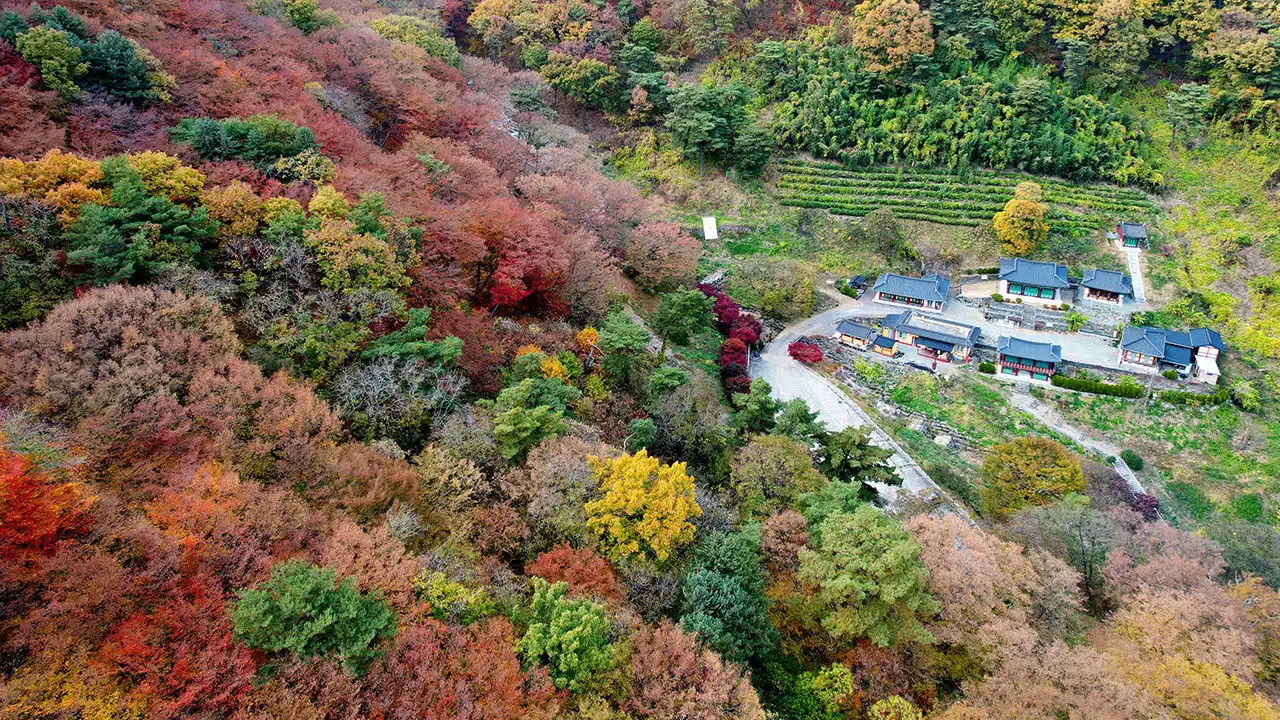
[837,319,877,350]
[1119,325,1225,384]
[880,311,982,363]
[872,334,899,357]
[1117,221,1148,249]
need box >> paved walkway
[1124,248,1147,303]
[754,286,968,516]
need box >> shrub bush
[788,341,823,364]
[926,462,981,510]
[1133,492,1161,521]
[1228,493,1265,523]
[1161,369,1178,380]
[977,361,996,374]
[990,293,1003,303]
[1158,387,1228,406]
[720,338,748,366]
[1049,374,1145,398]
[721,363,751,394]
[1119,449,1143,470]
[1167,481,1214,520]
[1230,379,1261,412]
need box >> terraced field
[775,158,1159,231]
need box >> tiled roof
[837,319,876,340]
[1120,326,1166,357]
[872,334,897,349]
[916,337,956,353]
[999,258,1070,289]
[1119,222,1148,239]
[882,311,981,347]
[997,335,1063,364]
[1123,325,1224,363]
[1163,343,1193,367]
[1187,328,1225,351]
[872,272,950,303]
[1081,268,1134,295]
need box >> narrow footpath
[1125,247,1147,304]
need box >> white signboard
[702,216,718,240]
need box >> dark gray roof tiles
[997,335,1063,364]
[1119,222,1149,239]
[1187,327,1225,351]
[1120,325,1166,357]
[872,272,951,303]
[836,319,876,340]
[1081,268,1134,296]
[882,311,981,347]
[1122,325,1224,361]
[999,258,1070,289]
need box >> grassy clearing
[1047,386,1280,503]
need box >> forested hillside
[2,0,1280,719]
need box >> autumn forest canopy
[2,0,1280,718]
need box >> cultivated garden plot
[774,158,1159,232]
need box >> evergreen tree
[815,427,896,501]
[66,169,217,284]
[231,559,397,674]
[360,307,462,363]
[598,311,651,387]
[517,579,615,692]
[15,26,86,98]
[85,30,152,102]
[773,398,825,446]
[1166,82,1211,151]
[731,378,779,434]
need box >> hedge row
[780,196,1095,232]
[777,168,1152,207]
[776,185,1008,214]
[779,160,1156,206]
[1050,374,1146,398]
[777,172,1154,217]
[779,166,1154,204]
[777,180,1014,209]
[777,172,1153,232]
[778,192,995,216]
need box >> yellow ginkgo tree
[585,450,701,565]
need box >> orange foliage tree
[0,445,92,577]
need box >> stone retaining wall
[814,337,982,451]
